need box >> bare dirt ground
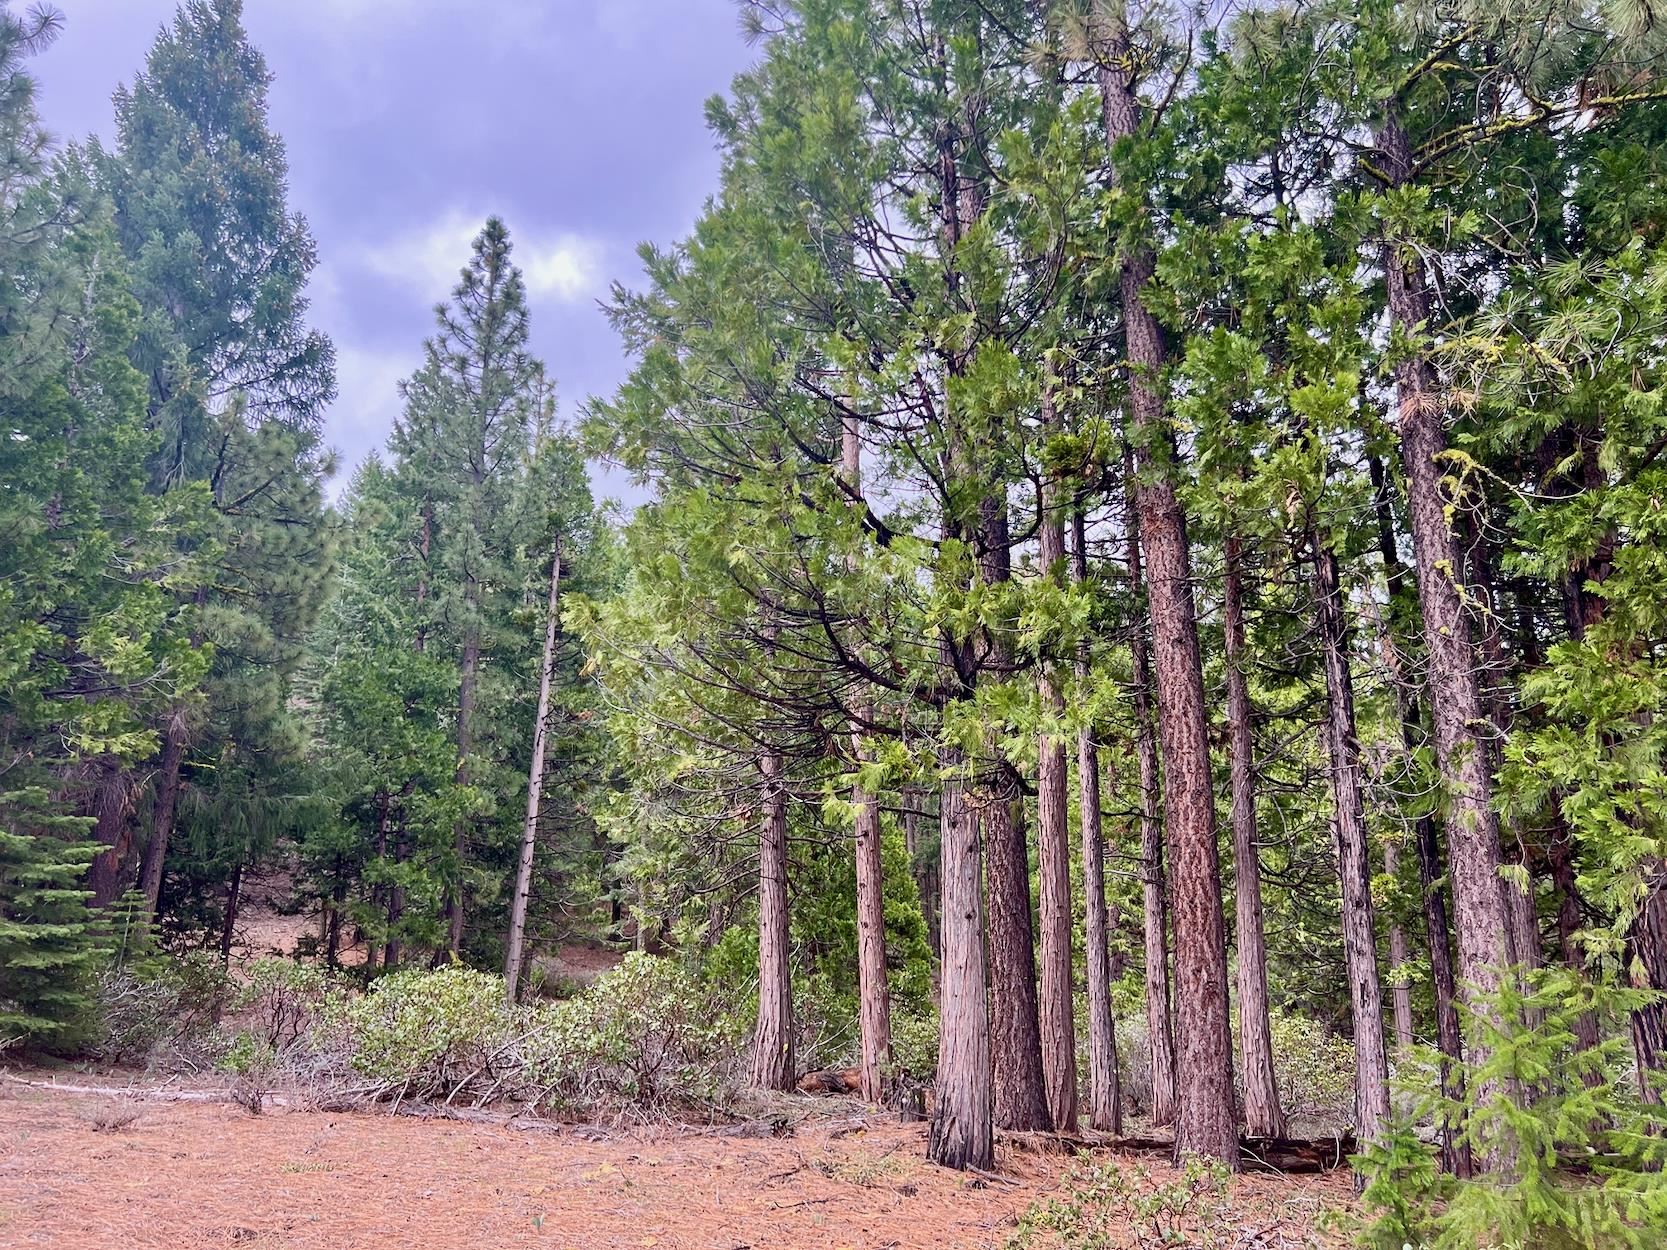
[0,1079,1355,1250]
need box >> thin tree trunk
[1071,509,1122,1134]
[504,536,562,1002]
[842,412,893,1105]
[138,712,188,916]
[219,860,243,967]
[1384,840,1416,1052]
[1628,868,1667,1104]
[1223,534,1285,1139]
[1098,21,1237,1164]
[1034,387,1078,1133]
[1312,536,1391,1151]
[928,750,993,1170]
[750,740,794,1091]
[1376,108,1512,1040]
[903,788,939,961]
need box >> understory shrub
[523,950,738,1113]
[344,966,514,1098]
[91,952,229,1066]
[1359,967,1667,1250]
[1268,1009,1356,1127]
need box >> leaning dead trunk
[504,536,562,1002]
[1098,15,1238,1164]
[1312,535,1391,1151]
[1223,534,1286,1139]
[750,739,794,1092]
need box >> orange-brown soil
[0,1079,1354,1249]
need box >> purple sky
[31,1,756,502]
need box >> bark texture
[928,753,994,1170]
[1072,511,1122,1134]
[1376,110,1512,1010]
[750,744,795,1092]
[1035,396,1078,1132]
[1313,537,1391,1149]
[1125,482,1178,1129]
[1223,535,1285,1139]
[1098,16,1237,1163]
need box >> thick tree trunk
[1368,452,1468,1174]
[1034,392,1078,1132]
[977,494,1051,1133]
[504,537,562,1002]
[1071,511,1122,1134]
[842,413,893,1105]
[86,762,135,908]
[1384,841,1416,1052]
[1376,108,1512,1021]
[750,743,795,1092]
[1099,26,1237,1164]
[1223,535,1285,1139]
[1628,867,1667,1104]
[138,711,188,916]
[1312,537,1391,1150]
[928,752,993,1170]
[1125,480,1178,1129]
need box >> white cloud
[360,210,604,305]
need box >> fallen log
[997,1127,1356,1173]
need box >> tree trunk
[1071,510,1122,1134]
[750,742,794,1091]
[1628,866,1667,1104]
[1223,534,1285,1139]
[1312,536,1391,1151]
[219,859,243,967]
[504,536,562,1002]
[1099,24,1237,1164]
[1125,475,1178,1129]
[138,711,188,916]
[1376,107,1512,1025]
[447,607,479,958]
[1034,388,1078,1133]
[1368,452,1468,1175]
[86,761,135,908]
[977,493,1051,1133]
[928,750,993,1171]
[385,804,406,971]
[842,412,893,1105]
[1384,840,1416,1052]
[903,788,939,961]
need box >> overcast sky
[31,1,757,503]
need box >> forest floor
[0,1076,1356,1250]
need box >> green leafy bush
[522,952,735,1114]
[1359,967,1667,1250]
[343,966,515,1099]
[1268,1008,1356,1127]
